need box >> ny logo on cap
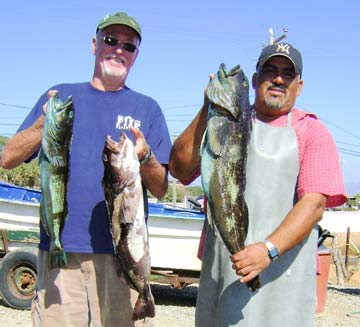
[276,43,290,55]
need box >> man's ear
[92,36,97,56]
[252,73,258,89]
[297,79,304,96]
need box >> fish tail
[132,291,155,321]
[246,276,261,292]
[49,241,67,269]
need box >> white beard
[264,93,287,110]
[102,63,127,79]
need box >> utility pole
[171,134,177,205]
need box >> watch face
[269,247,279,259]
[265,240,279,260]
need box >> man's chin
[104,70,126,79]
[264,98,286,110]
[102,66,127,79]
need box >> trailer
[0,182,205,309]
[0,182,40,309]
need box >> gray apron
[196,112,318,327]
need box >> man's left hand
[130,127,150,162]
[230,242,271,283]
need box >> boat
[0,182,205,267]
[0,182,205,309]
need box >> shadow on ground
[328,285,360,295]
[151,284,198,307]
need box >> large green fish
[200,63,260,291]
[102,133,155,321]
[39,94,74,269]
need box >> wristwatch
[139,147,152,165]
[265,240,279,261]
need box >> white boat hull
[0,199,204,271]
[1,184,358,273]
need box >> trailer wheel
[0,248,38,310]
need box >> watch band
[265,240,279,261]
[139,147,152,165]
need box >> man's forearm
[140,154,168,199]
[1,115,44,169]
[267,193,327,255]
[230,192,327,283]
[168,104,208,181]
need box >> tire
[0,248,38,310]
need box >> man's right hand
[42,90,59,114]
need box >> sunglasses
[102,35,137,53]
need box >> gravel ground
[0,284,359,327]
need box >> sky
[1,1,359,194]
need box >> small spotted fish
[102,133,155,320]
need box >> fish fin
[48,218,67,269]
[132,289,155,321]
[49,241,67,269]
[207,116,229,156]
[39,200,51,236]
[208,80,237,113]
[120,188,142,224]
[199,126,208,157]
[40,142,68,167]
[48,155,67,167]
[247,276,261,292]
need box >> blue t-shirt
[19,82,172,253]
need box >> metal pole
[345,226,350,270]
[170,134,177,206]
[172,178,177,206]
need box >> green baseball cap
[96,12,142,42]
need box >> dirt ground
[323,232,360,287]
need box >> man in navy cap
[1,11,171,327]
[169,42,346,326]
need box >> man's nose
[272,74,284,84]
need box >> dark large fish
[102,133,155,321]
[200,63,260,291]
[39,94,74,269]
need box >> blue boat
[0,181,205,309]
[0,182,205,268]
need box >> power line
[338,147,360,157]
[163,104,201,111]
[2,99,360,153]
[336,141,360,148]
[0,102,32,110]
[321,118,360,141]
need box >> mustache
[105,55,127,64]
[267,83,286,92]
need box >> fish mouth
[104,133,127,154]
[46,95,73,129]
[208,63,247,120]
[49,95,73,113]
[105,135,121,153]
[219,63,241,78]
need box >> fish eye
[102,154,108,162]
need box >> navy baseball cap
[256,42,303,77]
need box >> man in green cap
[1,11,171,327]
